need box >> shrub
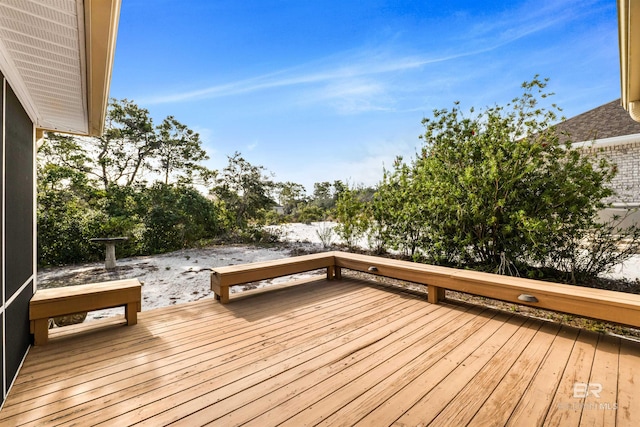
[383,76,638,279]
[373,161,428,258]
[140,183,222,253]
[296,205,324,224]
[334,186,369,249]
[316,222,335,248]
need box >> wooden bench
[332,251,640,328]
[211,251,640,328]
[29,279,142,345]
[211,252,336,303]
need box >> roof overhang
[618,0,640,121]
[0,0,121,136]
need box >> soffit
[0,0,120,136]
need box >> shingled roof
[553,99,640,143]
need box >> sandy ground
[37,221,640,322]
[37,222,343,320]
[38,243,320,321]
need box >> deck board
[468,321,562,426]
[2,274,639,426]
[546,329,600,426]
[617,339,640,426]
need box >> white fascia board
[619,0,640,121]
[75,0,89,135]
[572,133,640,149]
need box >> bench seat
[211,252,335,303]
[211,251,640,328]
[29,279,142,345]
[332,252,640,328]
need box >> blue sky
[110,0,620,192]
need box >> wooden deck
[2,275,639,426]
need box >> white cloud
[140,46,484,108]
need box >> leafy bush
[38,191,103,265]
[296,205,325,224]
[334,186,369,249]
[140,183,222,253]
[547,211,640,283]
[373,161,428,258]
[37,179,226,264]
[380,76,639,279]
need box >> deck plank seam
[15,280,372,380]
[429,318,545,426]
[23,278,361,361]
[45,296,428,426]
[270,306,491,427]
[172,304,466,426]
[3,286,424,422]
[6,286,400,409]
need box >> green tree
[311,181,334,210]
[39,133,94,187]
[140,183,222,253]
[413,76,631,279]
[372,158,428,257]
[37,99,225,265]
[96,99,159,189]
[276,181,307,215]
[156,116,213,185]
[212,152,275,229]
[296,205,324,224]
[334,184,370,249]
[37,146,105,265]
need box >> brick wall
[580,140,640,204]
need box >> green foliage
[296,205,325,224]
[211,152,275,229]
[262,209,284,225]
[372,159,428,257]
[334,185,370,249]
[156,116,212,185]
[547,211,640,283]
[138,183,221,253]
[311,181,334,209]
[37,99,227,266]
[44,99,215,190]
[276,181,307,215]
[37,160,104,265]
[309,180,345,211]
[377,76,638,280]
[37,190,104,265]
[38,84,636,285]
[97,99,158,189]
[40,100,344,265]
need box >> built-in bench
[29,279,142,345]
[211,251,640,328]
[211,252,336,303]
[332,251,640,328]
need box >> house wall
[581,139,640,204]
[0,71,35,408]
